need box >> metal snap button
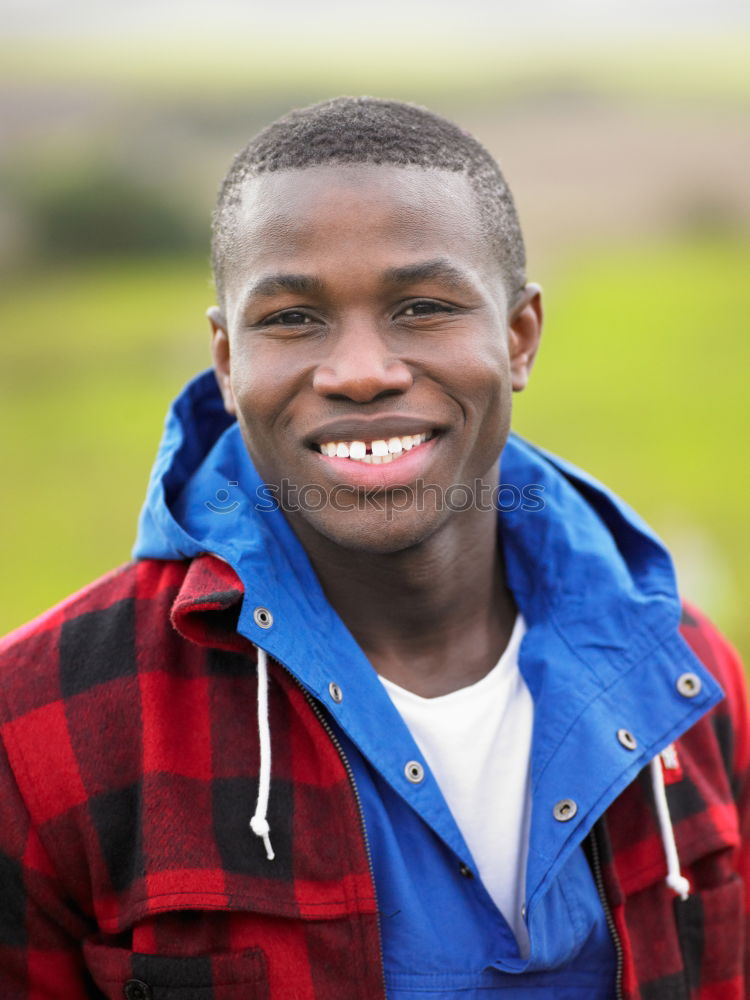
[328,681,343,703]
[458,862,473,879]
[253,606,273,629]
[553,798,578,822]
[617,728,638,751]
[405,760,424,783]
[676,672,702,698]
[124,981,152,1000]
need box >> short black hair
[211,96,526,305]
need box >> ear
[207,306,237,416]
[508,283,543,392]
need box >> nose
[312,320,413,403]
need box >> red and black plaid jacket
[1,554,748,999]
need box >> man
[0,97,747,1000]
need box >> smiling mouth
[315,431,435,464]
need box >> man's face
[211,164,541,555]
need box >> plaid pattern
[1,556,747,999]
[595,603,750,1000]
[0,556,381,999]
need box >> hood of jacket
[133,369,724,909]
[134,367,704,680]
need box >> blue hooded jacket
[134,369,723,998]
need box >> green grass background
[2,236,747,660]
[1,33,748,664]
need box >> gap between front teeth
[319,433,431,463]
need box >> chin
[292,504,448,556]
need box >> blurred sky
[4,0,750,42]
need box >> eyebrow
[382,259,475,291]
[245,273,327,300]
[240,258,475,311]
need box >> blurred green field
[514,236,749,654]
[2,35,748,103]
[1,235,748,662]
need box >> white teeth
[318,432,433,461]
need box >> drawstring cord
[247,647,690,889]
[649,755,689,900]
[249,646,275,861]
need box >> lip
[304,414,445,449]
[311,433,442,490]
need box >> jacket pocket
[83,940,268,1000]
[674,874,745,998]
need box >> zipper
[587,825,624,1000]
[288,671,387,1000]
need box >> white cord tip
[250,815,275,861]
[666,873,690,900]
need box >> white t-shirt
[379,615,532,955]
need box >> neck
[293,504,516,697]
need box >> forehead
[222,164,496,303]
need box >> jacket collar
[170,553,248,654]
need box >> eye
[400,300,454,318]
[264,310,315,327]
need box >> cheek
[228,343,294,425]
[446,341,511,421]
[230,368,264,416]
[226,359,280,462]
[452,348,513,462]
[227,347,315,476]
